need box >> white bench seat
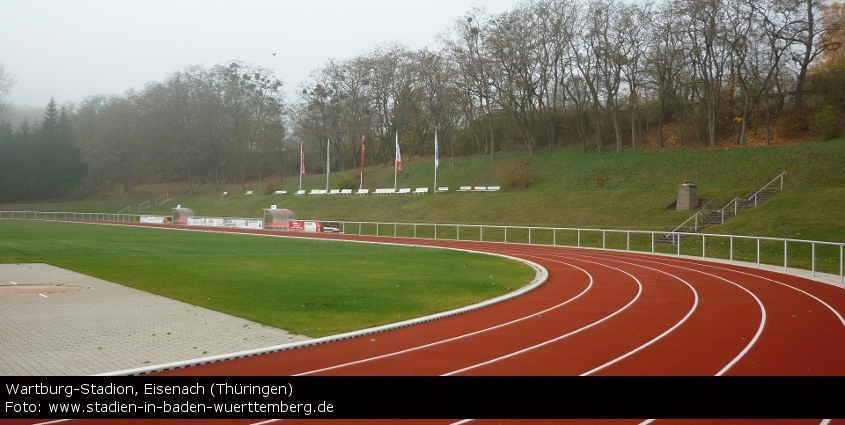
[413,187,429,194]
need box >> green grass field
[0,220,535,337]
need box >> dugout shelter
[264,206,296,230]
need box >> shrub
[263,183,277,196]
[335,173,359,190]
[504,161,533,190]
[809,104,841,140]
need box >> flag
[360,136,366,175]
[300,143,305,176]
[434,129,439,170]
[395,133,402,171]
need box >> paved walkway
[0,263,310,376]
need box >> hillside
[3,139,844,243]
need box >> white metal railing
[1,211,842,283]
[718,197,740,223]
[155,193,170,206]
[117,206,131,214]
[138,200,150,211]
[749,171,787,206]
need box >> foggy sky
[1,0,518,108]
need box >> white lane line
[571,255,699,376]
[667,256,845,330]
[442,257,644,376]
[582,251,766,376]
[294,255,593,376]
[10,281,18,285]
[39,293,48,298]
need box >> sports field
[0,220,535,337]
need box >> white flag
[434,129,439,170]
[395,133,402,171]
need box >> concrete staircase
[655,173,785,246]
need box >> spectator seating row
[457,186,500,192]
[251,185,501,196]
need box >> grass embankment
[0,220,534,337]
[4,139,845,242]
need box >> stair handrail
[117,206,131,214]
[155,193,170,206]
[748,171,787,206]
[666,210,702,243]
[717,197,740,224]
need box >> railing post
[812,243,816,277]
[529,228,532,245]
[757,238,761,267]
[651,232,655,253]
[784,240,788,271]
[577,229,581,247]
[730,236,733,263]
[480,226,483,242]
[626,231,630,251]
[553,229,556,246]
[602,230,606,249]
[702,235,706,258]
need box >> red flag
[395,133,402,171]
[360,136,366,175]
[300,143,305,176]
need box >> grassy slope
[4,139,844,242]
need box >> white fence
[2,211,842,283]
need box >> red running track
[9,225,845,425]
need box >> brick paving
[0,263,310,376]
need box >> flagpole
[360,135,365,189]
[299,142,303,191]
[434,128,438,193]
[326,139,330,191]
[394,132,398,190]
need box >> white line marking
[39,293,48,298]
[442,258,643,376]
[573,256,699,376]
[10,281,18,285]
[294,256,593,376]
[576,250,767,376]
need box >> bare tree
[0,65,16,119]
